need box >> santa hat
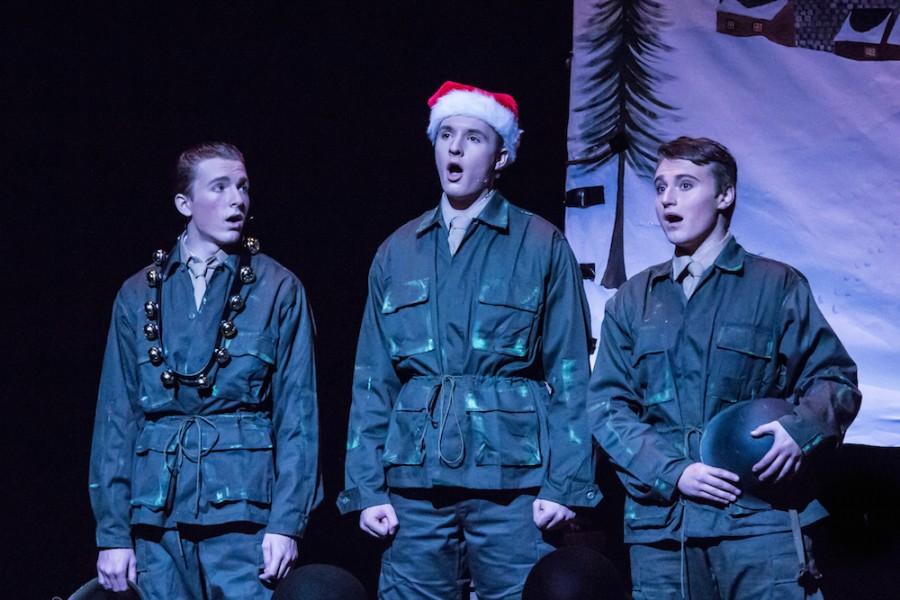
[426,81,522,163]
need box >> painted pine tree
[568,0,674,288]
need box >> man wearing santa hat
[338,81,600,598]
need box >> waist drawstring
[163,415,220,517]
[417,376,465,468]
[679,426,703,599]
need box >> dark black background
[6,3,899,599]
[7,4,574,597]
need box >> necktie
[448,215,472,256]
[187,257,214,310]
[682,260,705,299]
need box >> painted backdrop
[566,0,900,445]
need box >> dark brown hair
[174,142,245,196]
[658,136,737,196]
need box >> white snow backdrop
[566,0,900,446]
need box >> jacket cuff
[266,513,309,539]
[778,414,827,455]
[336,487,390,514]
[657,458,693,503]
[538,482,602,508]
[96,532,133,549]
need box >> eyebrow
[655,173,700,184]
[439,125,490,137]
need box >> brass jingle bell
[215,347,231,365]
[146,269,162,288]
[144,301,158,319]
[160,369,176,387]
[244,236,260,255]
[239,266,256,284]
[196,373,210,388]
[144,322,159,341]
[148,346,164,366]
[229,294,245,312]
[220,320,237,339]
[153,249,168,266]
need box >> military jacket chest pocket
[472,279,541,358]
[712,323,773,402]
[632,326,675,406]
[217,333,277,403]
[381,277,435,359]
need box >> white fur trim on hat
[427,89,522,163]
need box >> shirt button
[189,311,196,319]
[586,491,596,499]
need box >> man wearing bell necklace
[338,82,600,598]
[88,142,322,598]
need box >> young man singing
[339,82,599,599]
[590,136,861,599]
[89,143,321,599]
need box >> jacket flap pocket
[394,382,431,412]
[716,324,772,359]
[224,333,277,364]
[381,278,430,314]
[478,278,540,313]
[631,326,668,366]
[464,381,536,413]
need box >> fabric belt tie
[163,415,220,517]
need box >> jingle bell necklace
[143,236,261,389]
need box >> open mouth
[446,162,463,182]
[225,214,245,227]
[664,213,683,224]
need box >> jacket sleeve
[89,291,143,549]
[338,256,403,514]
[266,278,323,537]
[589,292,692,505]
[537,232,601,508]
[775,274,862,454]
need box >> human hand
[751,420,803,483]
[677,462,741,505]
[532,498,576,530]
[359,503,399,538]
[259,533,298,583]
[97,548,136,592]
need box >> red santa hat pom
[427,81,522,163]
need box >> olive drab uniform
[339,192,600,599]
[590,237,861,599]
[89,240,322,599]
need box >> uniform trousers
[379,488,554,600]
[134,522,273,600]
[629,530,822,600]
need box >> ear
[716,185,735,212]
[494,147,510,172]
[174,193,193,218]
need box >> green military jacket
[590,237,861,543]
[338,193,600,513]
[89,243,322,548]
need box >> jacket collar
[648,235,745,285]
[415,190,510,236]
[161,237,238,280]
